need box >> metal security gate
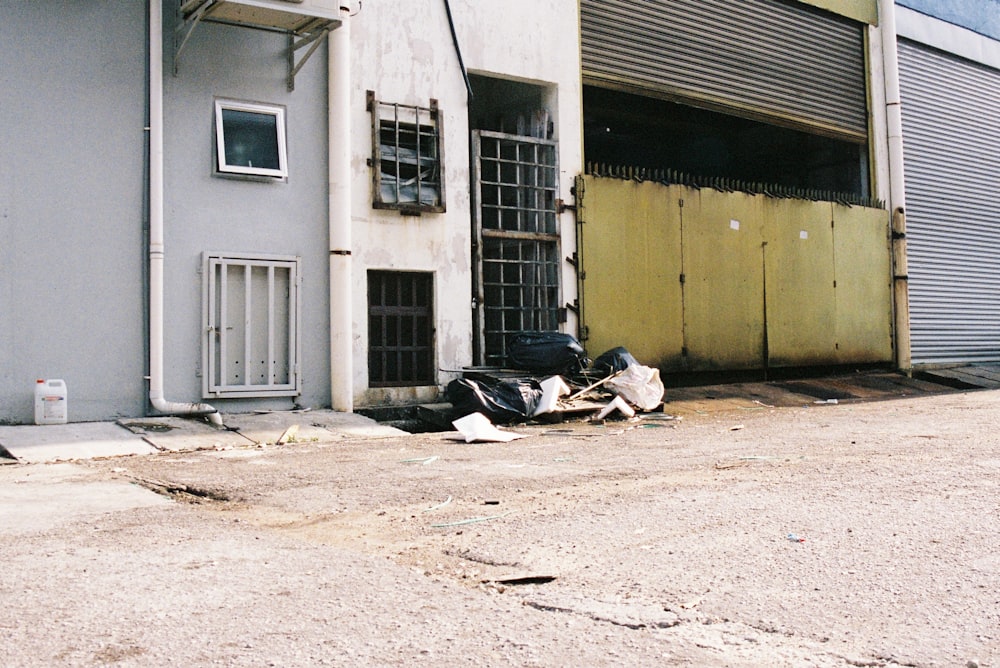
[472,130,560,366]
[576,173,893,373]
[203,252,301,398]
[898,39,1000,364]
[580,0,868,141]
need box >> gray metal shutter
[580,0,868,141]
[897,39,1000,364]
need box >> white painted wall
[350,0,583,406]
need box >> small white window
[214,99,288,179]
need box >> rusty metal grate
[368,271,435,387]
[473,130,560,366]
[368,92,444,213]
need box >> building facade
[0,0,582,423]
[7,0,987,424]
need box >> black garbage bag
[446,377,543,423]
[507,331,588,375]
[592,347,640,376]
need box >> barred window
[368,271,435,387]
[367,91,445,213]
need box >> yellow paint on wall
[578,176,893,373]
[680,188,765,370]
[797,0,877,25]
[833,203,893,363]
[577,178,683,368]
[763,200,838,367]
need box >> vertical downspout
[148,0,221,424]
[329,6,353,412]
[880,0,912,373]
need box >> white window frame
[214,99,288,179]
[202,252,301,399]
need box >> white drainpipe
[328,6,353,412]
[148,0,222,425]
[879,0,912,373]
[880,2,906,212]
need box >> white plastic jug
[34,379,68,425]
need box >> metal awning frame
[174,0,340,91]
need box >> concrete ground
[1,368,997,667]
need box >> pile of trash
[445,332,665,431]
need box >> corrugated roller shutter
[580,0,868,141]
[898,39,1000,364]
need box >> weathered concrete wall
[0,3,147,422]
[351,0,583,406]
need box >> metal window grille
[203,253,301,398]
[473,130,561,366]
[368,271,435,387]
[368,91,445,213]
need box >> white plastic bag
[606,364,664,411]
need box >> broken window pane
[369,94,445,212]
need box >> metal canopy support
[287,28,330,92]
[174,0,340,90]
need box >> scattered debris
[422,496,452,513]
[431,511,513,528]
[275,424,299,445]
[595,395,636,420]
[451,413,527,443]
[566,370,624,401]
[445,342,667,426]
[787,533,806,543]
[446,377,542,423]
[606,363,664,411]
[730,424,745,431]
[592,346,639,375]
[489,574,557,586]
[532,375,571,417]
[680,594,705,610]
[507,331,588,375]
[401,456,439,465]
